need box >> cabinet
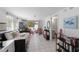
[56,34,79,52]
[43,29,50,40]
[15,39,26,52]
[56,29,79,52]
[57,37,71,52]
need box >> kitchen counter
[0,33,29,52]
[0,40,14,52]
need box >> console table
[56,34,79,52]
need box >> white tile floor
[27,33,56,52]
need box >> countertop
[0,33,29,52]
[0,40,14,52]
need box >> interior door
[51,16,58,39]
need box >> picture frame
[63,16,78,29]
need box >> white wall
[43,7,79,38]
[38,20,44,28]
[57,7,79,38]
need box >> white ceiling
[2,7,64,20]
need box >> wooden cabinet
[43,29,50,40]
[56,34,79,52]
[14,39,26,52]
[57,38,71,52]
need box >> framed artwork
[19,22,25,29]
[63,16,78,29]
[28,21,34,27]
